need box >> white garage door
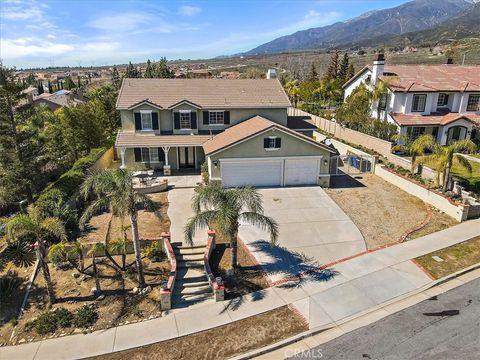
[222,160,283,187]
[284,158,319,186]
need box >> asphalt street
[294,277,480,360]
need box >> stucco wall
[208,128,331,179]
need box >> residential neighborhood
[1,1,480,360]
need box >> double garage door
[221,158,320,187]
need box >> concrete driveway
[239,187,366,283]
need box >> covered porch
[115,131,211,173]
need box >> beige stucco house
[115,78,334,187]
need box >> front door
[178,147,195,168]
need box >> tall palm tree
[185,184,279,271]
[423,139,477,190]
[392,134,438,174]
[6,208,66,304]
[88,242,104,294]
[80,169,157,288]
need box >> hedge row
[35,147,108,217]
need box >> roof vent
[445,58,454,65]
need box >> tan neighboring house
[115,78,335,187]
[343,54,480,145]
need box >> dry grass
[325,174,457,249]
[415,236,480,279]
[91,306,307,360]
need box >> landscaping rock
[132,287,139,295]
[19,339,26,344]
[73,328,82,334]
[144,286,152,294]
[72,272,80,279]
[96,294,106,301]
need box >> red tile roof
[377,64,480,92]
[390,112,480,126]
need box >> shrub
[33,312,57,334]
[53,308,73,328]
[0,273,23,298]
[72,147,106,172]
[142,241,165,261]
[73,305,97,328]
[201,162,209,184]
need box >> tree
[347,63,355,80]
[80,169,158,288]
[37,81,44,95]
[111,66,120,88]
[47,80,53,93]
[108,236,131,270]
[323,50,339,81]
[393,134,437,174]
[338,53,350,82]
[63,76,76,90]
[26,73,36,86]
[88,243,104,294]
[125,62,139,78]
[336,83,372,131]
[144,59,155,78]
[185,184,278,271]
[5,208,66,303]
[154,57,174,78]
[285,80,300,107]
[423,140,477,190]
[308,62,318,82]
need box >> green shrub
[0,273,23,298]
[72,148,106,172]
[73,305,97,328]
[201,162,209,184]
[53,308,73,328]
[142,241,165,261]
[33,312,57,334]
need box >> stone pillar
[160,288,171,310]
[162,147,171,175]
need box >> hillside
[244,0,469,55]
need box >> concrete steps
[172,244,213,308]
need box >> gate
[329,152,375,175]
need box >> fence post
[160,231,172,310]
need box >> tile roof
[116,78,291,109]
[115,132,212,147]
[390,112,480,126]
[377,64,480,92]
[202,115,335,155]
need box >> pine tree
[144,59,154,78]
[347,63,355,80]
[111,66,120,87]
[26,73,36,86]
[154,57,174,78]
[37,81,44,94]
[47,80,53,93]
[77,76,81,88]
[64,76,76,90]
[323,50,339,81]
[338,53,350,82]
[308,62,318,82]
[125,62,139,78]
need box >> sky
[0,0,410,69]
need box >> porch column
[162,146,171,176]
[119,147,126,169]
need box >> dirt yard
[210,241,270,298]
[92,306,308,360]
[325,174,457,249]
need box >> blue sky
[1,0,409,68]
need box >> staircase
[172,244,213,307]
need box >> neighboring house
[22,89,84,111]
[343,54,480,145]
[115,78,335,187]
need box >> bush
[72,148,106,172]
[0,273,23,298]
[142,241,165,261]
[73,305,97,328]
[54,308,73,328]
[33,312,57,334]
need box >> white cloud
[178,5,201,17]
[1,38,74,58]
[47,34,56,39]
[304,10,321,20]
[1,1,56,28]
[88,13,152,32]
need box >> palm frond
[6,214,36,240]
[455,154,473,174]
[79,197,109,229]
[3,240,35,267]
[184,210,217,246]
[40,217,67,241]
[231,186,264,213]
[134,192,159,212]
[239,212,279,245]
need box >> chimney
[371,53,385,86]
[266,68,277,79]
[445,58,454,65]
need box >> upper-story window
[209,111,224,125]
[179,110,191,129]
[437,93,449,107]
[411,94,427,112]
[264,136,281,150]
[141,111,152,130]
[466,94,480,112]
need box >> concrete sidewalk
[1,219,479,360]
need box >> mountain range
[244,0,473,55]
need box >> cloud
[88,13,153,32]
[304,10,321,20]
[178,5,201,16]
[1,1,56,28]
[1,38,74,58]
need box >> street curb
[230,261,480,360]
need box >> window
[466,94,480,112]
[179,111,191,129]
[437,93,449,107]
[264,136,281,150]
[141,148,159,162]
[141,111,152,130]
[411,94,427,112]
[407,126,425,140]
[209,111,224,125]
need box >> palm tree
[6,208,66,304]
[80,169,157,288]
[393,134,438,174]
[88,243,104,294]
[108,237,131,270]
[423,139,477,190]
[185,184,279,271]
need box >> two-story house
[115,78,335,187]
[343,54,480,145]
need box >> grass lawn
[93,306,308,360]
[415,236,480,279]
[419,155,480,194]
